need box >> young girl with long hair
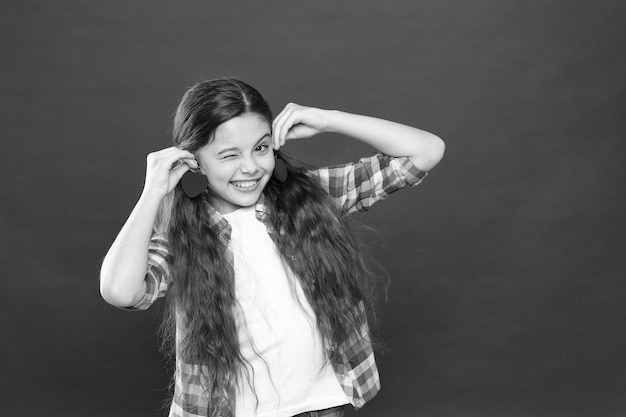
[100,78,444,417]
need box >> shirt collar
[207,194,271,235]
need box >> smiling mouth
[231,179,260,190]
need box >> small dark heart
[181,171,208,198]
[273,158,288,183]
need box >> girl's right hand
[143,147,199,198]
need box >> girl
[100,78,444,417]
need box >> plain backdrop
[1,1,624,416]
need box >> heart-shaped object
[180,171,208,198]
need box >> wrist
[139,187,167,206]
[324,109,342,134]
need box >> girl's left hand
[271,103,331,149]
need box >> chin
[230,190,262,207]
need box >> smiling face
[195,112,275,214]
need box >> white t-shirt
[223,206,347,417]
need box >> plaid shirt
[129,153,427,417]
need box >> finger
[184,157,200,171]
[151,146,192,159]
[271,109,281,147]
[272,103,292,128]
[160,150,197,171]
[275,109,297,149]
[281,110,303,147]
[272,103,297,149]
[169,162,192,186]
[170,157,199,171]
[272,108,288,149]
[284,124,305,141]
[148,148,194,168]
[170,148,196,162]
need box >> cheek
[202,164,229,184]
[261,155,276,172]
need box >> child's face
[195,113,275,214]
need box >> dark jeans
[292,405,346,417]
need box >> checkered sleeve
[122,233,172,311]
[334,301,381,409]
[311,153,428,215]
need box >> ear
[194,155,205,175]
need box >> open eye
[255,143,270,153]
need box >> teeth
[232,180,258,188]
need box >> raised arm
[99,147,197,307]
[271,103,445,171]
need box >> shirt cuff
[394,156,428,186]
[118,275,157,311]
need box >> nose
[239,155,259,175]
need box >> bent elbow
[431,135,446,166]
[99,274,142,308]
[412,134,445,172]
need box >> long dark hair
[157,78,378,410]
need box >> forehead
[211,113,270,148]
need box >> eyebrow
[216,133,271,155]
